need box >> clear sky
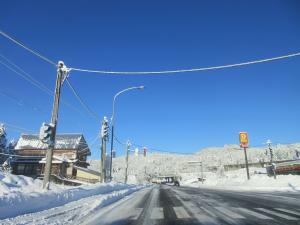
[1,0,300,158]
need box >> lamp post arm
[111,86,144,123]
[109,85,144,181]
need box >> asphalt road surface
[83,185,300,225]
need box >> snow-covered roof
[39,156,78,164]
[15,134,90,152]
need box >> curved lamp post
[109,86,144,181]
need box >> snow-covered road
[83,185,300,225]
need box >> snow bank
[0,171,146,220]
[0,171,63,195]
[182,167,300,192]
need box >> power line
[134,143,193,155]
[0,59,52,95]
[80,134,100,153]
[70,52,300,75]
[1,30,299,76]
[0,122,34,133]
[114,135,126,146]
[113,134,192,155]
[0,90,46,114]
[0,30,56,66]
[0,54,93,118]
[65,78,99,120]
[0,54,53,94]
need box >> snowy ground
[0,171,147,224]
[181,167,300,192]
[2,143,300,223]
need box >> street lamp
[109,85,144,181]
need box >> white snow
[181,167,300,191]
[2,142,300,222]
[0,171,147,221]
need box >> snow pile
[0,171,60,194]
[182,167,300,191]
[0,171,146,220]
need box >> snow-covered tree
[0,124,8,164]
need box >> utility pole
[266,139,276,179]
[266,139,274,164]
[100,117,109,183]
[43,61,69,189]
[124,140,131,184]
[243,147,250,180]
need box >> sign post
[239,132,250,180]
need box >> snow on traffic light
[39,122,54,144]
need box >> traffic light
[39,123,53,144]
[143,147,147,157]
[101,117,109,141]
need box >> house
[12,134,91,179]
[73,165,100,183]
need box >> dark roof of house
[15,134,90,154]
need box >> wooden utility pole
[100,138,106,182]
[43,61,68,189]
[124,140,131,184]
[100,117,109,183]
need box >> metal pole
[109,124,114,181]
[43,61,65,189]
[125,140,130,184]
[109,86,144,182]
[243,147,250,180]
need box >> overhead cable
[0,54,52,94]
[69,52,300,75]
[65,78,99,120]
[1,30,300,75]
[114,134,192,155]
[0,30,56,66]
[0,59,52,95]
[0,121,34,133]
[0,54,93,118]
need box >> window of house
[17,164,25,174]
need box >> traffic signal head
[39,123,53,144]
[101,117,109,140]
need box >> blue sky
[1,0,300,158]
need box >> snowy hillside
[89,143,300,183]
